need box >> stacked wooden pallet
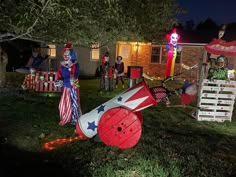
[197,79,236,122]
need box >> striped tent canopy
[205,39,236,57]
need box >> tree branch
[0,0,51,43]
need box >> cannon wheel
[98,107,142,149]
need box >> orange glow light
[42,136,87,150]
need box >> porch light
[134,42,140,51]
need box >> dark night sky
[176,0,236,25]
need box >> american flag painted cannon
[75,80,170,149]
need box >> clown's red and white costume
[57,43,82,126]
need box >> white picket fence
[197,79,236,122]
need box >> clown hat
[64,42,73,49]
[63,42,73,56]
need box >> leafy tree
[0,0,183,47]
[195,18,218,31]
[185,19,195,31]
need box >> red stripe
[59,88,72,125]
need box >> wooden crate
[35,71,62,92]
[197,79,236,122]
[22,71,62,92]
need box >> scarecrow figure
[57,43,82,126]
[165,28,181,78]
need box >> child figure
[115,56,125,88]
[57,43,82,126]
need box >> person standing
[57,43,82,126]
[99,51,110,91]
[0,46,8,87]
[115,56,125,88]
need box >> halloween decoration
[165,28,181,77]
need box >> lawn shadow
[138,104,236,177]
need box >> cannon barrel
[75,81,157,139]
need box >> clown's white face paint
[63,49,71,62]
[170,33,179,46]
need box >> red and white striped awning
[205,39,236,57]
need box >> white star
[111,86,150,109]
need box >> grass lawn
[0,77,235,177]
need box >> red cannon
[75,80,170,149]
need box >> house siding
[127,43,205,81]
[6,39,236,83]
[50,42,206,81]
[53,44,117,77]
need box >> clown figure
[165,28,181,78]
[57,43,82,126]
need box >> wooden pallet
[197,79,236,122]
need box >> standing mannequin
[0,46,8,87]
[115,56,124,88]
[57,43,82,126]
[99,51,110,91]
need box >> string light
[42,136,86,150]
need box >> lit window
[151,46,181,64]
[91,43,100,61]
[48,44,56,58]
